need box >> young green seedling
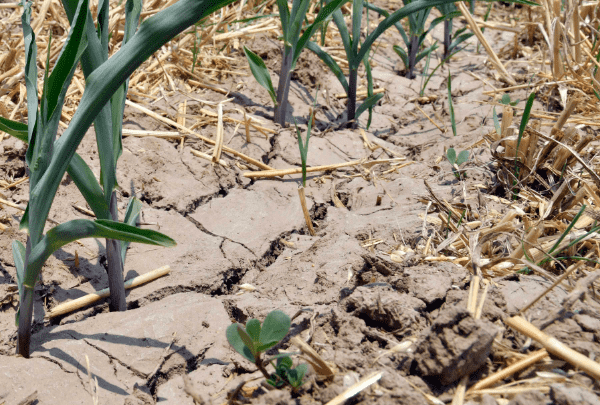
[0,0,237,358]
[500,93,520,106]
[512,92,536,199]
[448,71,457,137]
[243,0,348,126]
[226,310,307,389]
[446,147,469,179]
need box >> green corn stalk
[309,0,538,126]
[60,0,143,313]
[243,0,348,126]
[0,0,237,358]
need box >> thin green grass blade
[492,107,501,136]
[393,45,409,68]
[21,2,38,169]
[97,0,109,62]
[448,71,457,137]
[244,46,278,106]
[364,52,375,129]
[513,92,536,193]
[366,2,410,49]
[306,41,348,93]
[546,205,586,257]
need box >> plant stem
[274,46,293,126]
[407,35,419,79]
[443,19,451,58]
[17,236,33,358]
[106,191,126,311]
[347,67,358,125]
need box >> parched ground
[1,1,600,404]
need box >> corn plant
[0,0,237,358]
[435,3,473,58]
[294,88,319,188]
[227,310,307,389]
[448,71,457,137]
[244,0,348,126]
[307,0,495,126]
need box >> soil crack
[81,338,148,379]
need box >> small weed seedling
[447,71,457,137]
[227,310,308,389]
[446,148,469,179]
[500,93,520,106]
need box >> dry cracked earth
[1,4,600,405]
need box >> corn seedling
[436,3,473,58]
[227,310,307,389]
[448,71,457,137]
[0,0,237,358]
[243,0,348,126]
[446,147,469,179]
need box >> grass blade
[244,46,278,106]
[448,71,456,137]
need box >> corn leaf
[330,8,352,65]
[21,2,38,170]
[0,117,28,142]
[448,71,457,137]
[121,197,143,263]
[244,46,278,106]
[97,0,109,62]
[306,41,348,93]
[289,0,311,50]
[351,0,364,54]
[294,0,348,65]
[12,241,26,309]
[26,219,176,287]
[27,0,237,244]
[67,153,111,219]
[354,0,540,69]
[355,93,384,122]
[275,0,291,43]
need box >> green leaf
[275,0,291,41]
[286,363,308,387]
[501,93,511,105]
[257,310,290,351]
[288,0,311,50]
[237,325,257,359]
[306,41,348,93]
[0,117,28,142]
[26,0,238,246]
[492,107,501,136]
[66,153,111,219]
[351,0,364,54]
[12,240,26,307]
[354,0,539,69]
[25,219,176,287]
[456,150,469,166]
[448,71,456,137]
[246,319,262,342]
[226,323,256,363]
[243,46,278,106]
[393,44,409,68]
[294,0,348,65]
[355,93,384,122]
[446,148,457,165]
[121,197,143,263]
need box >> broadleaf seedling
[446,147,469,179]
[227,310,307,389]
